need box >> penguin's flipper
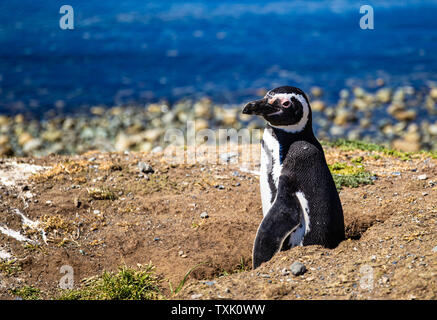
[253,175,302,269]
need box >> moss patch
[58,264,162,300]
[0,259,22,276]
[10,286,41,300]
[323,139,431,160]
[328,162,374,190]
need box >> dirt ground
[0,144,435,300]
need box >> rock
[73,197,81,208]
[194,98,212,119]
[387,102,405,115]
[220,152,238,163]
[22,139,42,153]
[376,78,385,87]
[376,88,392,103]
[432,246,437,253]
[353,87,366,99]
[0,135,9,146]
[151,146,163,153]
[191,293,203,299]
[0,115,11,126]
[281,268,290,276]
[0,144,13,157]
[351,98,367,111]
[290,261,306,276]
[393,109,417,122]
[147,104,162,114]
[42,130,62,142]
[80,127,95,140]
[330,125,345,136]
[339,89,349,99]
[428,124,437,136]
[143,129,163,142]
[393,88,405,102]
[334,109,355,126]
[200,212,209,219]
[195,119,209,131]
[311,100,325,112]
[138,162,154,174]
[204,281,216,286]
[18,132,34,147]
[115,133,136,151]
[138,142,152,153]
[222,109,238,125]
[380,275,390,284]
[90,106,105,116]
[310,86,323,98]
[430,87,437,100]
[417,174,427,180]
[392,139,420,152]
[162,112,175,125]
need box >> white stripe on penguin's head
[265,92,310,133]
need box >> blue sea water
[0,0,437,115]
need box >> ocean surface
[1,0,437,116]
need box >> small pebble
[191,293,202,299]
[138,161,154,174]
[200,212,209,219]
[290,261,307,276]
[432,246,437,253]
[417,174,427,180]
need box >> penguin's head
[242,86,311,133]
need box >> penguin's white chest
[259,129,311,246]
[260,129,282,216]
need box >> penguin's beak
[242,99,277,116]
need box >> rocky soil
[0,143,435,300]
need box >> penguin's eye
[282,101,291,108]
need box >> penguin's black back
[281,139,345,248]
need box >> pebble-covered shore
[0,84,436,157]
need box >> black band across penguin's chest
[271,128,295,164]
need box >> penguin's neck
[267,123,321,164]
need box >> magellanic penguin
[242,86,345,269]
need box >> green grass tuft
[323,139,437,160]
[10,286,41,300]
[0,259,22,276]
[59,264,162,300]
[328,162,374,190]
